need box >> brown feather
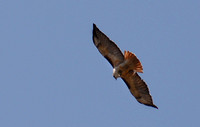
[93,24,124,67]
[124,51,143,73]
[122,73,158,109]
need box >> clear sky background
[1,0,200,127]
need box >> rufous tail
[124,51,143,73]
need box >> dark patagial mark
[122,78,131,89]
[104,55,114,67]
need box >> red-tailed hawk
[92,24,158,109]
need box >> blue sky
[1,0,200,126]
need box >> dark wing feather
[122,73,158,109]
[92,24,124,67]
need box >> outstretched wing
[92,24,124,68]
[122,73,158,108]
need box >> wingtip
[93,23,98,33]
[93,24,97,37]
[146,104,158,109]
[152,105,158,109]
[93,23,97,28]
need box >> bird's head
[113,68,122,80]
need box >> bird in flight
[92,24,158,109]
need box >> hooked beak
[113,75,117,80]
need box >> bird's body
[92,24,157,109]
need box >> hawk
[92,24,158,109]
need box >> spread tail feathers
[124,51,143,73]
